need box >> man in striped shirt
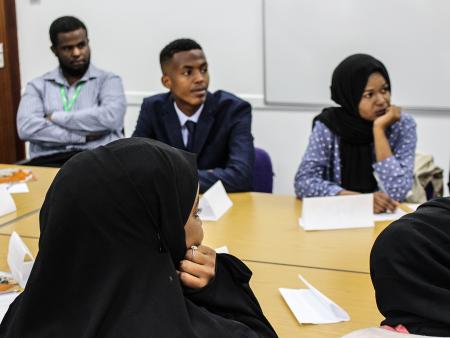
[17,16,126,167]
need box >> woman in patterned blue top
[294,54,416,213]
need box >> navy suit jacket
[132,90,254,193]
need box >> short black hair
[160,38,202,68]
[49,16,87,46]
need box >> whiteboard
[264,0,450,108]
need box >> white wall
[16,0,450,195]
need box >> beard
[59,57,90,78]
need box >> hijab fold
[314,54,391,193]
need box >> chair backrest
[405,152,444,203]
[252,147,274,193]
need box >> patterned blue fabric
[294,114,417,201]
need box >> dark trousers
[23,150,83,168]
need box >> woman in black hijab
[294,54,417,213]
[371,197,450,336]
[0,138,277,338]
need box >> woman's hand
[178,245,216,289]
[374,105,401,130]
[373,191,398,214]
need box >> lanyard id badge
[60,82,84,112]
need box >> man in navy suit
[133,39,254,193]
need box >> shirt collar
[43,63,100,86]
[174,102,203,126]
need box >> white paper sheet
[214,246,229,254]
[373,203,420,222]
[373,208,407,222]
[404,203,421,211]
[280,274,350,324]
[0,183,30,194]
[7,232,34,288]
[0,186,17,217]
[199,181,233,221]
[0,292,20,322]
[299,194,374,230]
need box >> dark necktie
[185,120,196,152]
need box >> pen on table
[373,172,413,213]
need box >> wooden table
[0,234,382,338]
[0,212,40,238]
[0,166,394,337]
[1,191,394,274]
[247,261,382,338]
[0,164,58,227]
[203,193,392,274]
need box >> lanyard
[60,82,84,112]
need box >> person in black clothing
[0,138,276,338]
[371,197,450,336]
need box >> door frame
[0,0,24,163]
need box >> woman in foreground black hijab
[371,197,450,336]
[0,138,277,337]
[294,54,417,213]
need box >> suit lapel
[162,97,185,149]
[193,92,215,154]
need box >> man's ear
[161,74,171,90]
[50,45,57,57]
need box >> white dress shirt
[174,102,204,147]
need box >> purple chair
[252,147,274,193]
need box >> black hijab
[371,198,450,336]
[0,138,199,337]
[0,138,276,338]
[313,54,391,193]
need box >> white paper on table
[404,203,421,211]
[299,194,374,230]
[279,274,350,324]
[0,186,17,217]
[373,208,407,222]
[199,180,233,221]
[0,292,20,322]
[0,183,30,194]
[215,246,229,254]
[7,232,35,288]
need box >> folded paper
[280,274,350,324]
[0,186,17,217]
[299,194,374,230]
[7,232,35,288]
[199,180,233,221]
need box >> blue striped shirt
[294,114,417,201]
[17,64,126,159]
